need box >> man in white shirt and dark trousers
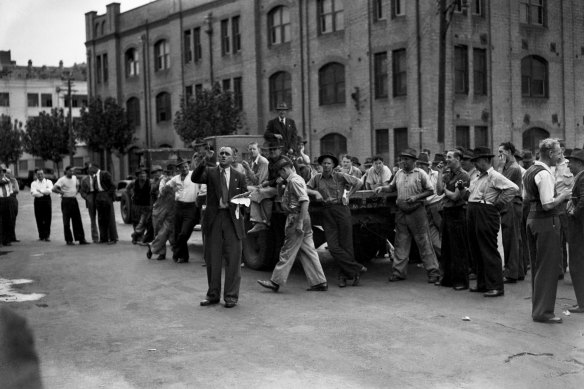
[0,165,14,246]
[52,166,89,246]
[30,169,53,242]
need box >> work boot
[247,223,267,234]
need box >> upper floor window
[125,48,139,77]
[102,53,108,83]
[319,62,345,105]
[96,55,102,84]
[0,92,9,107]
[392,0,405,17]
[194,27,202,62]
[472,0,484,16]
[232,16,241,53]
[27,93,39,107]
[456,126,470,150]
[521,55,548,97]
[154,40,170,71]
[520,0,545,26]
[269,71,292,110]
[155,92,171,122]
[318,0,344,34]
[184,30,192,63]
[473,48,487,96]
[392,48,407,96]
[41,93,52,107]
[373,0,384,21]
[233,77,243,110]
[222,79,231,92]
[454,45,468,94]
[126,97,140,127]
[221,19,230,55]
[374,52,388,99]
[268,6,291,45]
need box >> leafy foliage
[23,108,72,169]
[174,83,242,144]
[0,115,23,166]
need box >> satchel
[396,198,422,214]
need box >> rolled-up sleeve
[535,171,555,205]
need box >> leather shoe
[568,306,584,313]
[247,223,267,234]
[200,299,219,306]
[146,244,152,259]
[468,273,477,280]
[176,258,189,263]
[12,239,20,243]
[483,289,504,297]
[359,266,368,273]
[156,255,166,261]
[534,316,563,324]
[453,284,468,291]
[388,275,405,282]
[257,280,279,292]
[351,275,360,287]
[66,241,75,246]
[224,301,237,308]
[428,276,440,284]
[44,238,51,242]
[503,277,517,284]
[338,277,347,288]
[79,240,90,245]
[469,287,487,293]
[307,282,328,291]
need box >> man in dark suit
[192,146,247,308]
[79,170,99,243]
[88,165,116,244]
[264,102,298,155]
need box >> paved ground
[1,190,584,388]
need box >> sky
[0,0,153,67]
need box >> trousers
[173,201,196,261]
[0,198,12,245]
[440,206,470,287]
[34,196,52,240]
[85,193,99,242]
[61,197,85,243]
[320,204,362,278]
[95,192,113,242]
[501,200,524,280]
[426,201,442,257]
[249,186,277,225]
[568,215,584,309]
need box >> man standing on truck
[306,153,366,287]
[258,157,328,293]
[264,102,298,155]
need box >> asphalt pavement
[1,190,584,388]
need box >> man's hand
[276,177,283,184]
[405,195,417,203]
[274,134,283,140]
[374,186,385,194]
[205,149,214,160]
[242,160,250,170]
[295,221,303,234]
[342,196,349,206]
[313,192,323,201]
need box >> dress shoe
[558,273,565,280]
[469,287,487,293]
[257,280,279,292]
[533,316,563,324]
[388,274,405,282]
[468,273,477,281]
[453,284,468,291]
[3,242,11,246]
[79,240,90,245]
[107,240,116,245]
[146,244,153,259]
[338,276,347,288]
[568,306,584,313]
[247,223,267,234]
[360,266,368,273]
[200,299,220,306]
[307,282,328,291]
[66,241,75,246]
[11,239,20,243]
[224,301,237,308]
[176,258,189,263]
[156,255,166,261]
[483,289,504,297]
[351,275,360,287]
[44,238,51,242]
[428,276,440,284]
[503,277,517,284]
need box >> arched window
[269,71,292,111]
[522,127,550,154]
[319,62,345,105]
[126,97,140,127]
[320,133,347,157]
[154,40,170,71]
[521,56,548,98]
[268,6,290,45]
[125,48,139,77]
[155,92,171,122]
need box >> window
[393,128,408,159]
[319,62,345,105]
[473,48,487,96]
[125,48,139,77]
[234,77,242,110]
[41,94,52,107]
[0,92,8,107]
[269,71,292,110]
[195,84,203,95]
[455,126,470,149]
[185,86,193,100]
[232,16,241,53]
[102,53,108,83]
[373,0,384,20]
[96,55,102,84]
[155,92,171,122]
[520,0,545,26]
[268,6,291,45]
[194,28,202,61]
[320,133,347,157]
[392,0,405,17]
[27,93,39,107]
[154,40,170,71]
[392,49,407,96]
[126,97,140,127]
[66,94,88,108]
[374,52,388,99]
[521,55,548,97]
[318,0,344,34]
[221,19,230,55]
[375,129,389,155]
[472,0,483,15]
[474,126,488,147]
[19,160,27,173]
[184,30,192,63]
[454,45,468,94]
[222,79,231,91]
[35,159,43,169]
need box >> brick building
[84,0,584,178]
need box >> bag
[396,199,422,214]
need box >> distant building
[84,0,584,178]
[0,50,89,177]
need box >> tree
[174,83,242,144]
[76,97,135,173]
[0,115,23,167]
[23,108,72,175]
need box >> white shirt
[0,176,13,197]
[425,169,444,205]
[54,175,79,198]
[31,178,53,198]
[166,171,199,202]
[523,161,555,205]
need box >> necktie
[221,168,229,206]
[93,175,99,192]
[280,118,284,125]
[1,183,7,197]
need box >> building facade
[84,0,584,178]
[0,51,89,176]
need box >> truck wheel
[120,194,132,224]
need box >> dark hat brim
[399,153,418,160]
[566,155,584,163]
[317,154,339,167]
[470,154,495,161]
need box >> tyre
[120,193,132,224]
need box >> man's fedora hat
[150,164,163,173]
[432,153,445,165]
[175,157,189,167]
[317,153,339,168]
[566,149,584,164]
[399,148,418,160]
[470,146,495,161]
[262,137,284,150]
[165,163,176,172]
[521,150,534,162]
[272,156,294,171]
[297,136,308,145]
[461,148,474,160]
[276,102,290,111]
[416,153,430,165]
[351,156,361,167]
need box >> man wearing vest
[523,138,571,323]
[566,149,584,314]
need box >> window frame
[41,93,52,107]
[392,0,405,17]
[392,48,407,97]
[155,92,171,123]
[184,29,192,63]
[520,0,545,26]
[194,27,202,62]
[221,19,230,55]
[125,48,140,78]
[375,128,389,155]
[521,55,548,98]
[318,62,346,105]
[27,93,39,107]
[473,48,487,96]
[232,16,241,53]
[126,97,141,128]
[374,52,388,99]
[154,40,170,71]
[269,71,292,111]
[233,77,243,110]
[268,6,291,45]
[317,0,344,35]
[454,45,469,95]
[0,92,9,107]
[455,126,471,150]
[474,125,489,147]
[373,0,384,21]
[393,127,408,160]
[102,53,108,83]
